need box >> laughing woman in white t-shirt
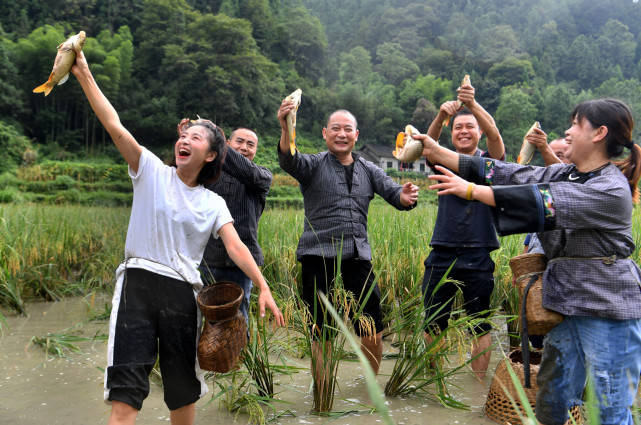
[71,51,285,425]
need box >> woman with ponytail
[415,98,641,425]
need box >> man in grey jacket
[277,100,418,380]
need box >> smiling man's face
[323,111,359,157]
[451,114,482,155]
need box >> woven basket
[197,282,243,323]
[485,349,583,425]
[197,311,248,372]
[509,253,563,335]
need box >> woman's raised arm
[71,51,142,173]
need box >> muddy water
[2,297,508,425]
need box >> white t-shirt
[123,147,233,286]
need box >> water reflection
[1,297,501,424]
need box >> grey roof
[358,144,394,161]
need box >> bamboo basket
[196,282,248,372]
[509,253,563,335]
[484,349,583,425]
[197,281,243,322]
[197,312,247,372]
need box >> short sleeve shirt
[125,147,233,285]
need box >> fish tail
[33,74,54,96]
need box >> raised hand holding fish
[33,31,86,96]
[443,74,470,126]
[284,89,302,155]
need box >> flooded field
[0,297,545,424]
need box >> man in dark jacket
[200,128,272,322]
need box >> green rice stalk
[208,369,290,425]
[318,292,394,425]
[30,332,88,359]
[243,314,276,398]
[583,375,601,425]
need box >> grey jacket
[279,148,414,260]
[460,156,641,320]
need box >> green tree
[339,46,375,88]
[541,84,574,138]
[398,74,452,116]
[478,25,520,63]
[495,85,538,160]
[487,57,535,89]
[272,6,327,82]
[0,26,25,119]
[375,42,419,86]
[411,98,438,132]
[161,13,284,133]
[0,120,32,169]
[596,19,636,77]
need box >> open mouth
[178,148,191,158]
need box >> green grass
[29,325,108,359]
[0,204,128,316]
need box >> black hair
[450,108,476,128]
[174,118,227,186]
[571,98,641,203]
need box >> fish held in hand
[517,121,542,165]
[393,124,424,163]
[33,31,86,96]
[443,74,470,126]
[285,88,302,155]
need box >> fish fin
[57,73,69,86]
[289,129,296,155]
[33,73,54,96]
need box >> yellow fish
[517,121,542,165]
[33,31,86,96]
[393,124,424,163]
[443,74,471,126]
[284,89,302,155]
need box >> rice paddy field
[1,202,641,424]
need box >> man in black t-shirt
[423,81,505,379]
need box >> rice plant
[0,204,127,314]
[317,292,394,425]
[29,325,107,359]
[242,308,302,398]
[383,266,495,408]
[208,367,292,425]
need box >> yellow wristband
[466,183,476,201]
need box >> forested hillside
[1,0,641,168]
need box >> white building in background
[358,144,430,174]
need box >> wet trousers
[535,316,641,425]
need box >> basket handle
[520,274,538,389]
